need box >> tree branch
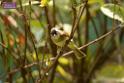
[7,24,124,78]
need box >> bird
[50,26,86,59]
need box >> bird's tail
[68,40,86,59]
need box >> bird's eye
[51,29,58,36]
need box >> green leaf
[101,4,124,23]
[56,65,72,80]
[88,0,104,5]
[58,57,69,65]
[40,0,50,7]
[31,20,42,28]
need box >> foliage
[101,3,124,23]
[0,0,124,83]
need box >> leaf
[1,15,18,28]
[8,34,15,47]
[18,33,25,46]
[56,65,72,80]
[7,16,18,28]
[31,20,42,28]
[101,4,124,23]
[88,0,104,5]
[58,57,69,65]
[40,0,49,7]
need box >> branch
[7,24,124,77]
[61,24,124,57]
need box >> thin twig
[62,24,124,57]
[53,0,56,26]
[7,24,124,77]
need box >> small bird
[50,27,86,59]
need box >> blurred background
[0,0,124,83]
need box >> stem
[7,24,124,76]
